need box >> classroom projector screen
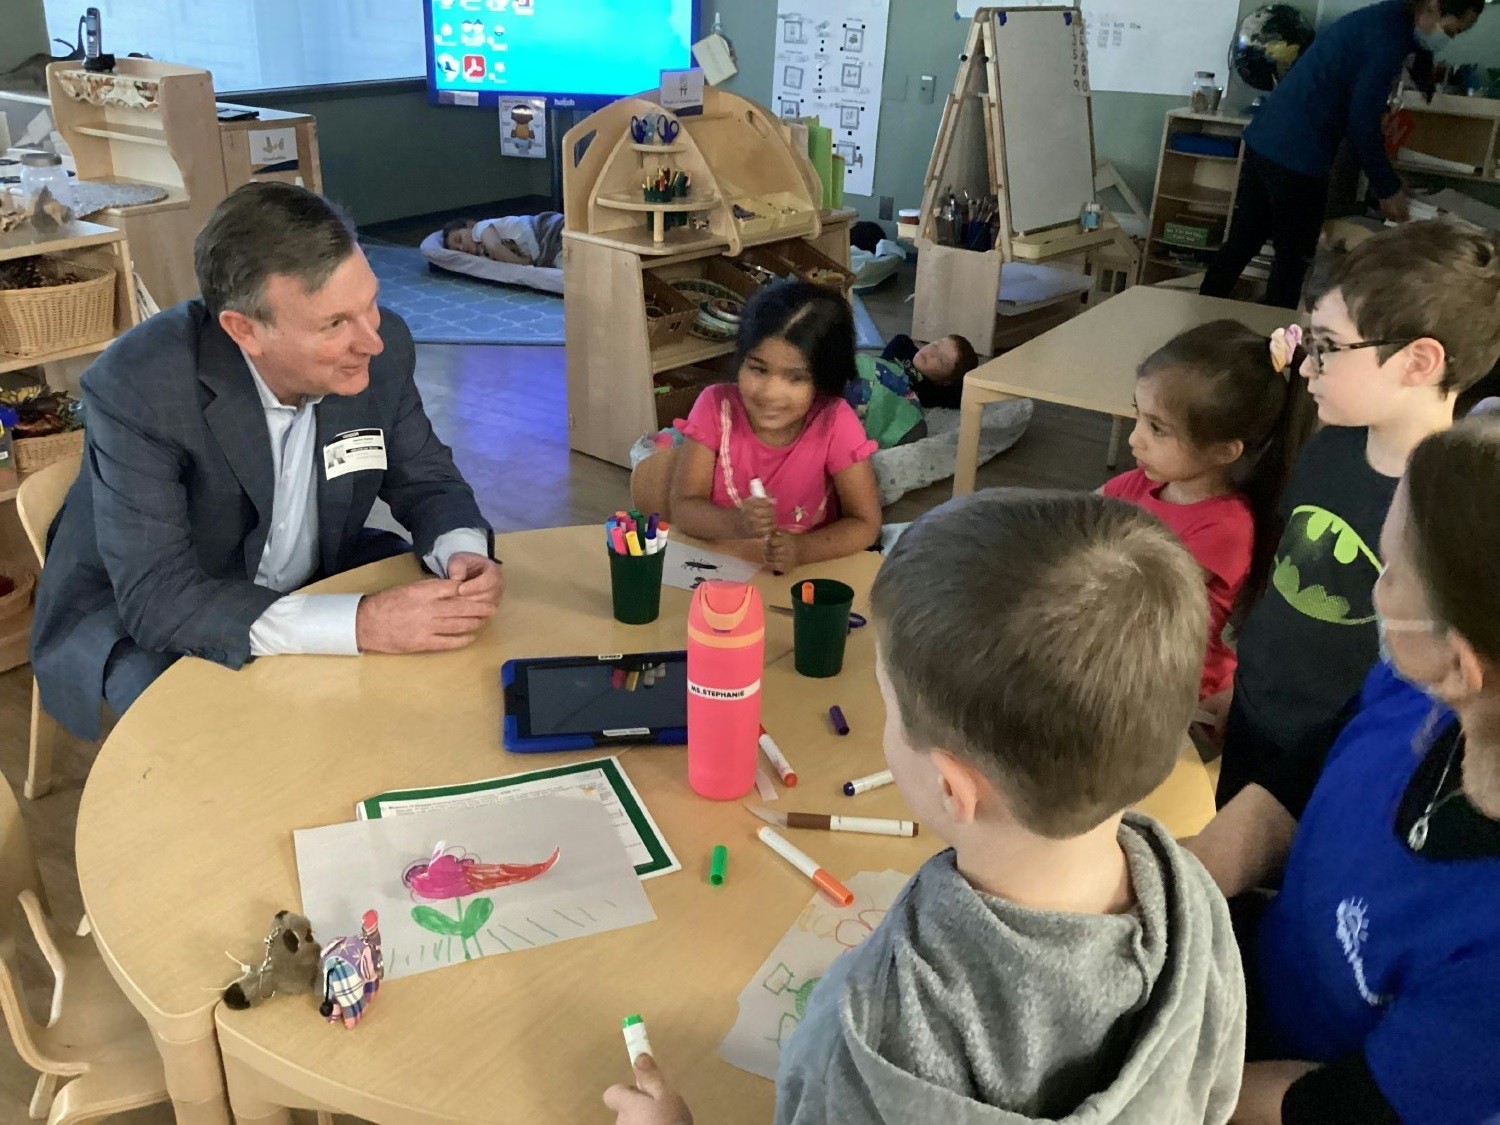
[425,0,697,109]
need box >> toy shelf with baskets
[0,218,137,670]
[0,220,138,381]
[562,87,853,468]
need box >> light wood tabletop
[953,286,1293,495]
[76,525,1216,1124]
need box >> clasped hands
[739,493,799,575]
[355,551,504,653]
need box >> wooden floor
[0,265,1123,1122]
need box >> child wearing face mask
[668,280,882,573]
[1188,413,1500,1125]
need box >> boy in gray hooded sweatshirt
[604,490,1246,1125]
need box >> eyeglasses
[1303,336,1418,373]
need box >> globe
[1231,4,1317,91]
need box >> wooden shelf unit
[1392,90,1500,182]
[0,218,141,671]
[1143,110,1250,287]
[562,86,850,468]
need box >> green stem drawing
[412,895,495,961]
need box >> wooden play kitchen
[562,87,855,468]
[911,6,1140,357]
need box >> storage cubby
[563,87,853,468]
[1143,111,1249,286]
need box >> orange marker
[757,826,854,906]
[758,726,798,787]
[800,582,815,605]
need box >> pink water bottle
[687,581,765,800]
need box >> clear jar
[19,152,75,213]
[1191,71,1218,115]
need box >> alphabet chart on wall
[772,0,891,196]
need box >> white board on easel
[991,7,1095,233]
[960,0,1242,96]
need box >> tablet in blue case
[501,650,688,753]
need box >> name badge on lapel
[323,428,387,480]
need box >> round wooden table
[76,525,1216,1124]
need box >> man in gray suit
[31,183,504,739]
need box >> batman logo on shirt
[1269,505,1383,626]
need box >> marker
[622,1014,653,1068]
[709,844,729,885]
[829,705,849,736]
[610,526,628,555]
[800,581,815,605]
[625,531,643,557]
[758,726,798,787]
[757,826,853,906]
[749,806,918,838]
[645,512,660,539]
[842,769,894,797]
[750,478,768,499]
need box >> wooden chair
[630,446,677,524]
[15,454,81,801]
[0,774,168,1122]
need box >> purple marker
[646,512,660,539]
[829,705,849,736]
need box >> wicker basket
[14,427,85,475]
[0,259,117,360]
[642,269,696,350]
[0,560,35,627]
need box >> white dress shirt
[243,356,487,656]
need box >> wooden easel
[912,6,1140,355]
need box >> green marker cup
[609,548,666,625]
[790,579,856,678]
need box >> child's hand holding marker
[603,1015,694,1125]
[740,478,778,540]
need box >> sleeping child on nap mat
[442,213,564,268]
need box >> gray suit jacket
[31,300,487,738]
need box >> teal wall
[248,86,551,225]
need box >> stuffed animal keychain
[320,910,385,1029]
[222,910,321,1009]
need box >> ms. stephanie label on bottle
[687,679,762,701]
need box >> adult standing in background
[1201,0,1484,308]
[32,183,504,739]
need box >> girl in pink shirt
[671,280,881,572]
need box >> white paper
[358,758,682,880]
[955,1,1239,97]
[719,869,909,1079]
[660,67,706,113]
[296,795,654,981]
[247,126,298,168]
[661,538,762,591]
[499,96,546,159]
[772,0,891,196]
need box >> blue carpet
[363,241,885,349]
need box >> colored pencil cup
[790,579,855,678]
[609,548,666,624]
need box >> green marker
[622,1013,653,1066]
[709,844,729,885]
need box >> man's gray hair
[193,182,358,321]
